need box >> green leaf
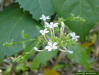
[31,51,57,70]
[0,4,40,61]
[51,0,99,41]
[13,41,37,63]
[67,44,90,70]
[52,64,64,70]
[16,0,55,20]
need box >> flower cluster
[34,14,80,54]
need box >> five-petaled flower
[40,28,49,35]
[70,32,80,41]
[45,41,58,51]
[45,22,58,29]
[40,14,50,21]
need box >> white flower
[45,22,58,29]
[70,32,80,41]
[40,14,50,21]
[44,22,50,27]
[40,28,49,35]
[34,47,38,51]
[50,22,58,28]
[45,41,58,51]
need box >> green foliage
[0,4,40,61]
[16,0,55,20]
[67,44,90,70]
[52,64,64,70]
[51,0,99,41]
[13,42,36,63]
[0,0,98,71]
[31,51,57,70]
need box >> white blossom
[34,47,38,51]
[70,32,80,41]
[44,22,50,27]
[40,28,49,35]
[45,41,58,51]
[45,22,58,29]
[40,14,50,21]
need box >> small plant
[34,14,79,53]
[0,0,98,74]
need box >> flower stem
[52,28,55,38]
[50,28,53,40]
[44,35,48,42]
[52,52,65,68]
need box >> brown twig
[53,52,65,67]
[9,62,17,75]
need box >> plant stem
[9,62,17,75]
[53,52,65,67]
